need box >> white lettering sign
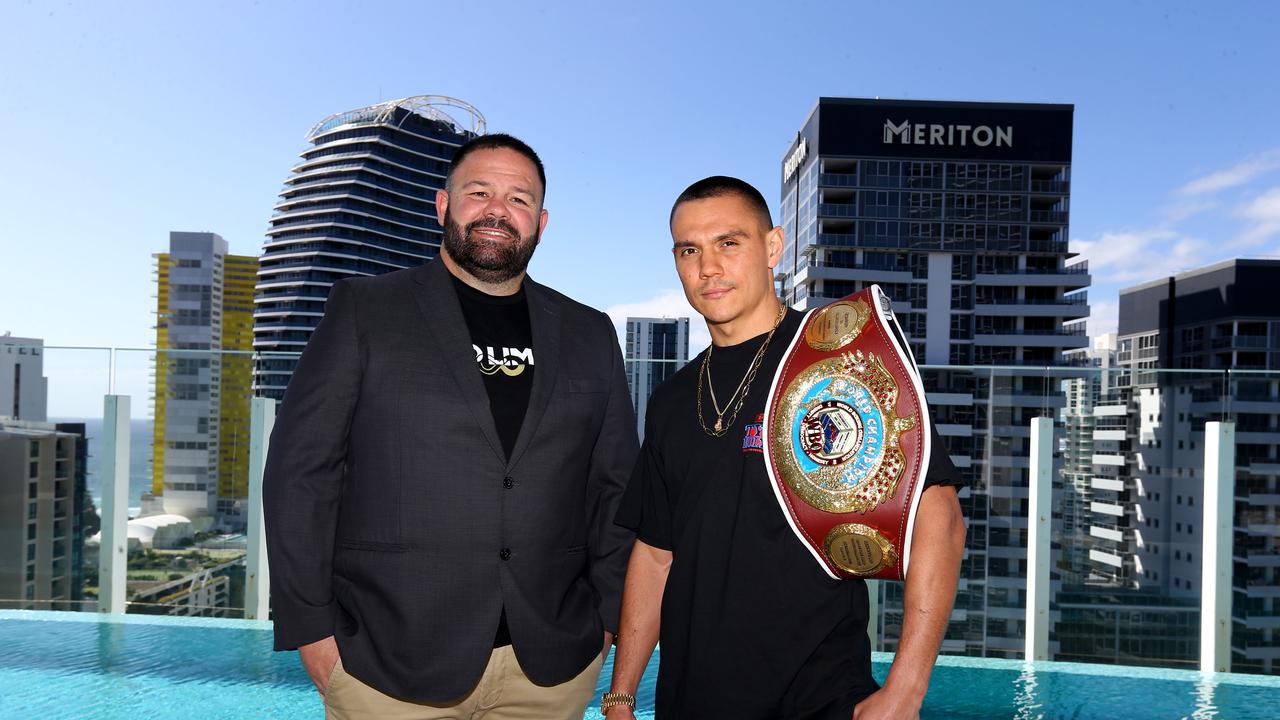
[783,136,808,183]
[883,119,1013,148]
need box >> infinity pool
[1,610,1276,719]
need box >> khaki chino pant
[324,647,604,720]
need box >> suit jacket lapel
[506,275,560,471]
[409,259,506,464]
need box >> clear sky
[3,1,1279,416]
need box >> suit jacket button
[500,548,512,561]
[503,477,514,489]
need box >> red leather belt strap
[762,285,932,581]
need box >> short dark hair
[446,133,547,197]
[669,175,773,230]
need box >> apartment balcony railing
[817,202,859,217]
[818,172,859,187]
[975,294,1090,307]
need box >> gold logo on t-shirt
[474,345,534,377]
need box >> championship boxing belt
[762,284,931,581]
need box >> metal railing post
[1025,416,1053,661]
[866,580,880,651]
[1201,421,1235,673]
[98,395,130,614]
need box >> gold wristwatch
[600,692,636,714]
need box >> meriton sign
[783,136,808,183]
[883,119,1013,148]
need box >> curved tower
[253,96,485,398]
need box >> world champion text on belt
[762,286,932,582]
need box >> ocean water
[52,417,154,512]
[2,610,1278,719]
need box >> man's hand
[852,684,923,720]
[299,635,341,694]
[606,540,671,720]
[603,631,615,658]
[856,485,964,719]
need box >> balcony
[811,233,860,248]
[972,329,1089,349]
[1211,335,1270,349]
[974,269,1091,290]
[818,172,859,187]
[1030,210,1070,224]
[817,202,859,218]
[1030,179,1071,194]
[795,262,912,286]
[974,294,1090,319]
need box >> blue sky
[3,1,1279,415]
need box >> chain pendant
[714,418,723,433]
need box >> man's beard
[441,209,540,285]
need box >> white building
[1059,260,1280,673]
[0,334,48,422]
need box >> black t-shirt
[616,309,963,719]
[452,275,535,459]
[452,274,535,648]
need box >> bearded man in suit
[265,133,638,719]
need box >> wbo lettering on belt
[762,285,932,582]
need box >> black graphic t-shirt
[452,274,535,460]
[616,309,964,719]
[452,274,535,648]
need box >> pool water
[1,610,1276,719]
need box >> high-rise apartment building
[1065,259,1280,673]
[0,335,47,422]
[0,419,88,610]
[254,96,485,399]
[1061,333,1118,587]
[777,98,1089,659]
[151,232,257,529]
[625,317,690,437]
[1054,332,1205,669]
[216,254,257,527]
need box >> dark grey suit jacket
[263,258,638,702]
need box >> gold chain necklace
[696,304,786,436]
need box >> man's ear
[435,188,449,226]
[766,226,785,269]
